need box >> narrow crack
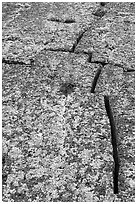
[2,58,32,66]
[71,30,87,52]
[104,96,119,194]
[90,60,108,66]
[90,60,126,70]
[47,18,61,23]
[87,53,92,63]
[91,65,102,93]
[64,19,76,24]
[47,18,75,24]
[74,50,90,55]
[124,69,135,72]
[44,48,72,53]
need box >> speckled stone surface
[2,56,113,202]
[109,72,135,202]
[2,2,98,62]
[2,89,114,201]
[96,65,135,201]
[2,2,135,202]
[96,64,124,95]
[75,16,135,70]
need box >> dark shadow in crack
[104,95,119,194]
[91,65,102,93]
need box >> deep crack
[104,95,119,194]
[125,69,135,72]
[91,65,102,93]
[64,19,76,24]
[87,52,92,63]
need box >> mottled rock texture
[2,2,135,202]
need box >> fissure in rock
[104,95,119,194]
[91,66,102,93]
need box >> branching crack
[104,96,119,194]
